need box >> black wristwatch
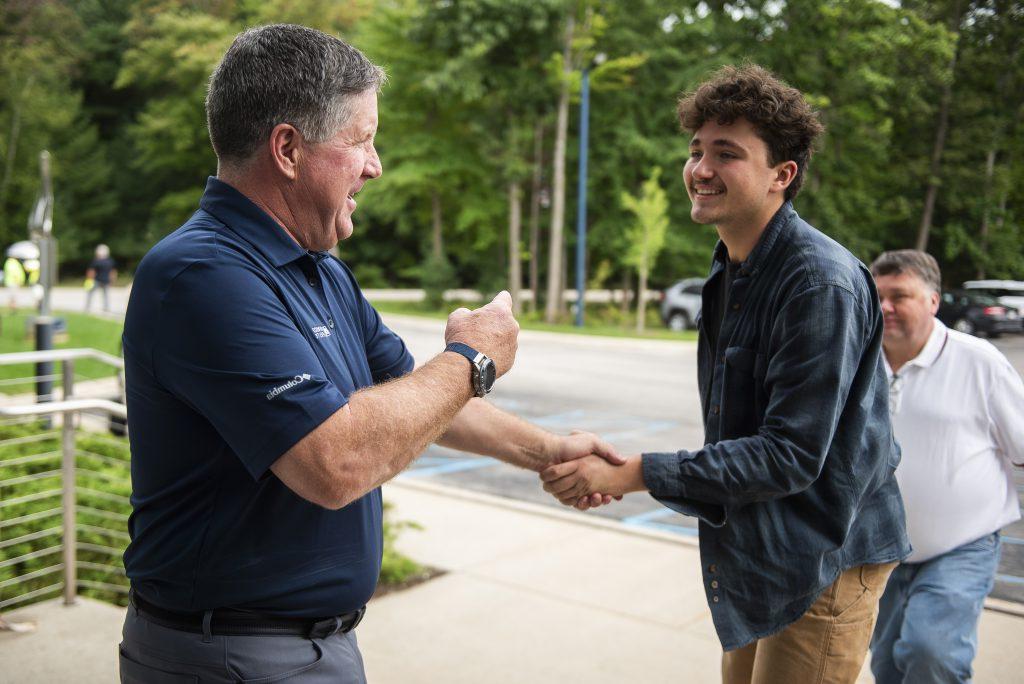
[444,342,496,398]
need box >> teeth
[695,188,722,195]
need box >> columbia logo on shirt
[266,374,312,400]
[312,325,331,339]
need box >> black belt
[131,592,365,638]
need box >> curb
[389,477,699,549]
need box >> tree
[621,166,668,333]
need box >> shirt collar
[198,176,307,267]
[883,318,947,377]
[711,201,795,278]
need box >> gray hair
[205,24,385,164]
[870,249,941,293]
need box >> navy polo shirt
[122,177,414,617]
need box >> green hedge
[0,421,421,611]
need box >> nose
[690,156,714,181]
[364,144,382,179]
[880,297,895,314]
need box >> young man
[869,250,1023,684]
[541,65,910,682]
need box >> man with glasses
[870,249,1024,683]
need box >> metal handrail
[0,399,126,420]
[0,348,123,368]
[0,350,128,610]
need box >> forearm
[437,399,557,472]
[344,352,474,493]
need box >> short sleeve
[152,258,347,480]
[359,295,415,383]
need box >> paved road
[27,287,1024,602]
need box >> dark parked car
[938,290,1023,338]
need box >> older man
[119,24,619,683]
[869,250,1024,683]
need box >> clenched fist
[444,291,520,377]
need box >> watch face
[481,358,496,393]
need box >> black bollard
[35,316,54,418]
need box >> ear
[929,290,940,314]
[770,160,799,195]
[268,123,302,180]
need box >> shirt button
[731,303,740,310]
[712,405,720,415]
[719,354,725,363]
[711,580,719,589]
[308,279,317,287]
[327,318,335,328]
[708,565,717,574]
[712,596,720,603]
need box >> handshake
[443,291,645,509]
[538,431,645,510]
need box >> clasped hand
[542,430,634,511]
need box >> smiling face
[875,271,939,353]
[292,89,382,250]
[683,118,793,237]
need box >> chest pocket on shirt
[722,346,768,438]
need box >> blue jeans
[870,532,1001,684]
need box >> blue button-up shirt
[642,202,911,650]
[123,177,414,616]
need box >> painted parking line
[996,573,1024,586]
[626,519,700,537]
[621,507,677,525]
[400,457,498,478]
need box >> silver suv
[660,277,704,331]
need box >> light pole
[574,53,605,328]
[28,150,55,408]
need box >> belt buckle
[309,616,342,639]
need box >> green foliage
[0,0,1021,289]
[0,421,426,610]
[419,253,457,309]
[621,167,669,275]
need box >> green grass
[373,300,700,342]
[0,310,123,394]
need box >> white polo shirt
[885,319,1024,563]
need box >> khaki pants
[722,562,897,684]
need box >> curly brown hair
[677,64,824,201]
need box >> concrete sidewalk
[2,480,1022,682]
[361,481,1024,683]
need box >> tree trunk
[977,147,998,278]
[916,3,963,251]
[0,77,32,214]
[977,59,1019,278]
[528,121,544,313]
[544,14,574,323]
[508,180,522,315]
[620,270,631,319]
[431,191,443,259]
[636,239,648,334]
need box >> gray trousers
[119,603,368,683]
